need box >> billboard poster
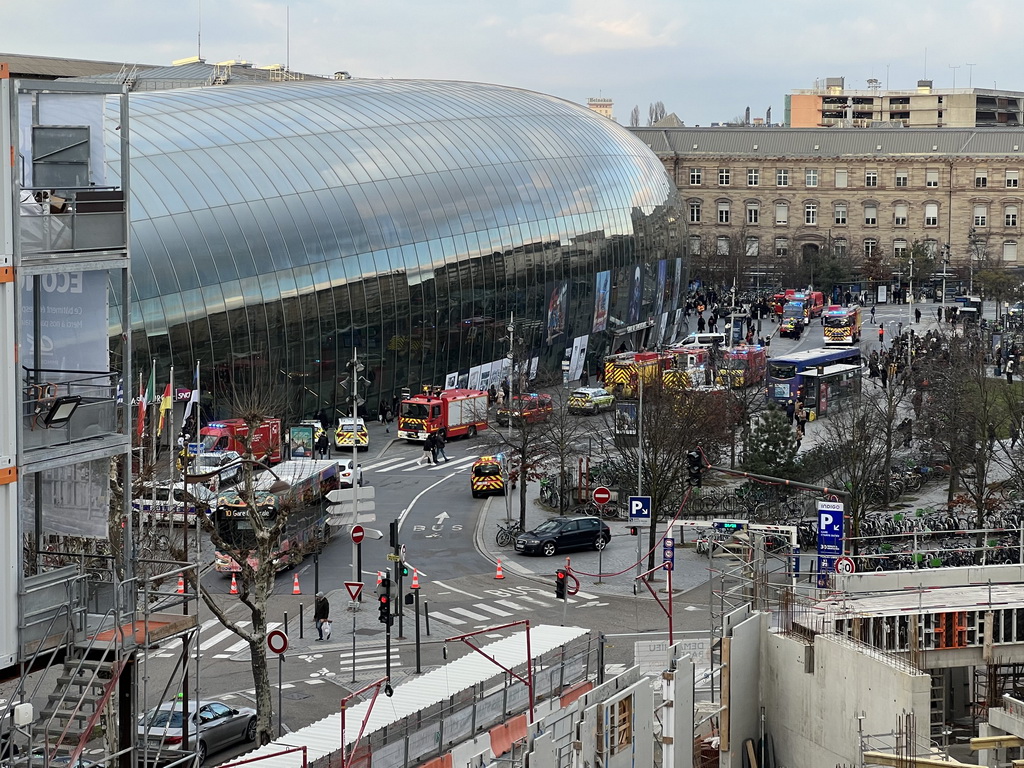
[568,335,588,381]
[627,266,643,325]
[468,365,483,391]
[654,260,668,318]
[546,281,568,344]
[670,258,683,311]
[592,270,611,332]
[20,270,109,375]
[445,372,458,389]
[288,426,315,458]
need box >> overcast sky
[3,0,1022,126]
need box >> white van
[678,332,726,349]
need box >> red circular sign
[267,629,288,655]
[592,486,612,505]
[351,525,365,543]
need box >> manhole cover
[284,692,312,701]
[354,628,381,636]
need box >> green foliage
[742,407,800,478]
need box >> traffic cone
[411,568,421,589]
[230,573,239,595]
[292,573,302,595]
[376,571,383,587]
[176,575,185,594]
[494,559,505,580]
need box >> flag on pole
[182,361,200,428]
[137,361,155,438]
[157,370,173,436]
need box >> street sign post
[267,629,288,655]
[835,556,856,575]
[593,486,612,505]
[816,500,845,588]
[351,525,365,543]
[344,582,364,602]
[628,495,652,520]
[662,536,675,572]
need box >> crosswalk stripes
[336,645,401,673]
[362,454,483,475]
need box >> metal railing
[22,368,121,450]
[18,187,126,255]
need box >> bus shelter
[800,363,861,420]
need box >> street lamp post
[941,244,950,323]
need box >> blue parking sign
[628,495,652,520]
[816,500,844,587]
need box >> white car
[132,483,219,524]
[190,451,242,485]
[339,458,363,488]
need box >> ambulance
[470,454,507,498]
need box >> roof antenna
[197,0,203,60]
[286,6,290,72]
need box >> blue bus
[766,347,862,405]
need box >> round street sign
[267,629,288,655]
[593,486,612,505]
[351,525,365,543]
[835,556,856,575]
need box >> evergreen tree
[742,407,800,478]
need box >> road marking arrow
[434,511,450,524]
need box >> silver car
[138,699,256,765]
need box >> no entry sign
[593,486,612,505]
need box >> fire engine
[398,386,489,441]
[197,418,283,464]
[602,351,676,398]
[716,345,767,388]
[823,305,862,345]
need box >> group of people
[784,397,809,443]
[418,428,450,464]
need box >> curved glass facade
[108,79,686,419]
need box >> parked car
[190,451,242,485]
[515,516,611,556]
[496,393,553,426]
[138,699,256,765]
[567,387,616,415]
[678,332,726,348]
[339,457,363,488]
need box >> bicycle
[495,519,523,547]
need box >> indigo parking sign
[816,500,844,588]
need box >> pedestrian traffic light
[686,450,703,487]
[628,526,639,536]
[555,569,567,599]
[378,594,391,625]
[400,561,410,578]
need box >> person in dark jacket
[314,592,330,640]
[316,431,330,459]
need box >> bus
[766,347,862,405]
[822,305,862,346]
[212,459,339,575]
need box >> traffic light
[555,569,567,600]
[399,561,410,578]
[628,526,639,536]
[686,450,703,487]
[378,594,391,625]
[377,575,391,597]
[389,520,399,549]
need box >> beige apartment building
[630,126,1024,288]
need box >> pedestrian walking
[419,437,434,465]
[870,306,876,324]
[314,592,330,641]
[315,430,330,459]
[1012,421,1020,449]
[697,314,706,333]
[384,407,393,433]
[936,307,942,323]
[878,323,885,347]
[879,362,889,389]
[427,432,440,463]
[580,368,590,387]
[1007,357,1016,385]
[914,308,921,324]
[436,428,450,462]
[785,399,795,425]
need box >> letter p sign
[628,495,652,520]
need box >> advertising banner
[592,270,611,332]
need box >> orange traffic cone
[494,559,505,580]
[292,573,301,595]
[411,568,421,589]
[176,575,185,594]
[376,571,383,587]
[230,573,239,595]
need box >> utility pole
[341,348,367,588]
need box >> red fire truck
[197,418,283,464]
[398,387,489,441]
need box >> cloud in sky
[3,0,1024,125]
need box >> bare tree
[185,366,292,746]
[647,101,666,126]
[629,105,640,127]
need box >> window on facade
[805,203,818,225]
[895,170,909,187]
[894,239,908,259]
[718,201,731,224]
[1007,170,1019,188]
[926,169,939,187]
[775,237,788,258]
[689,168,702,185]
[865,170,878,187]
[894,203,908,227]
[1007,205,1019,227]
[834,202,847,225]
[689,201,701,224]
[717,236,730,256]
[976,170,988,188]
[864,239,877,258]
[775,202,788,225]
[834,238,848,258]
[718,168,731,186]
[835,169,848,188]
[974,205,988,227]
[864,204,877,226]
[689,235,701,256]
[925,203,938,227]
[776,169,789,187]
[746,237,759,257]
[747,168,759,186]
[805,168,819,187]
[746,202,759,225]
[1004,241,1018,261]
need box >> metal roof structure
[821,582,1024,618]
[235,625,590,768]
[629,126,1024,159]
[0,51,140,78]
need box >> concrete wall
[762,633,931,766]
[838,563,1024,593]
[722,612,766,768]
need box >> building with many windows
[630,126,1024,288]
[787,76,1024,128]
